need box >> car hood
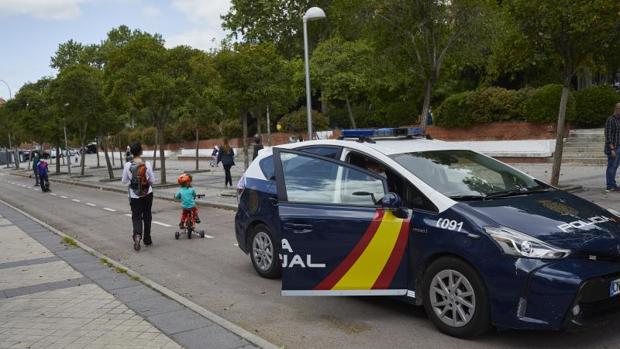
[462,190,620,258]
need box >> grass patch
[115,266,127,274]
[130,275,140,281]
[62,237,78,247]
[100,258,111,267]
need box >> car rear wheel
[423,257,491,338]
[250,224,281,279]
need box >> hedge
[522,84,576,124]
[574,86,620,128]
[279,108,329,134]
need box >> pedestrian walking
[121,143,155,251]
[604,102,620,192]
[216,138,235,188]
[32,151,40,186]
[252,135,263,160]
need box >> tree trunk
[321,97,329,114]
[420,77,434,131]
[103,137,114,179]
[14,147,19,169]
[111,137,116,168]
[256,111,262,138]
[80,141,86,176]
[152,131,158,171]
[55,146,60,174]
[96,137,100,167]
[158,125,166,184]
[195,128,200,171]
[550,76,572,186]
[266,105,272,146]
[345,96,356,129]
[118,137,123,167]
[242,111,249,170]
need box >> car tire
[250,224,281,279]
[422,257,491,338]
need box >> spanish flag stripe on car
[315,209,410,290]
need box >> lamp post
[303,7,326,141]
[63,103,71,177]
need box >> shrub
[468,87,523,123]
[434,91,476,128]
[278,108,329,134]
[574,85,620,128]
[220,118,243,138]
[522,84,576,124]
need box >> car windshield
[390,150,549,200]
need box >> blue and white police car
[235,127,620,337]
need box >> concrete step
[569,128,604,135]
[562,158,608,165]
[562,148,606,154]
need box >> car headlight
[484,226,570,259]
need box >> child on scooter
[175,173,201,229]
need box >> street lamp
[0,79,11,99]
[303,6,326,141]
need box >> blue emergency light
[341,127,424,139]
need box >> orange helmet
[177,173,192,186]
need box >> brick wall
[425,122,568,141]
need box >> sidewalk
[0,201,259,349]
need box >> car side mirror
[380,192,408,219]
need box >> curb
[8,171,238,211]
[0,197,278,349]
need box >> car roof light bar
[339,127,425,141]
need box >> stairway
[562,129,607,165]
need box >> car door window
[279,152,386,206]
[299,146,342,159]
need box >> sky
[0,0,232,100]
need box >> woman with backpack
[121,143,155,251]
[216,138,235,188]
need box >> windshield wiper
[486,187,552,199]
[449,194,487,201]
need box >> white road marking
[103,207,116,212]
[153,221,171,227]
[50,193,57,196]
[124,213,132,217]
[205,234,214,239]
[72,199,81,203]
[60,196,68,199]
[86,203,96,207]
[233,243,239,247]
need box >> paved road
[2,171,620,348]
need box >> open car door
[273,148,411,296]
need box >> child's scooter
[174,194,206,240]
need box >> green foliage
[220,118,243,138]
[574,86,620,128]
[435,91,476,128]
[522,84,576,124]
[279,108,329,134]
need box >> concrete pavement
[0,201,261,349]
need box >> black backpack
[129,162,150,197]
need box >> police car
[235,127,620,337]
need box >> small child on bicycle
[175,173,201,229]
[38,157,50,192]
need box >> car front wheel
[250,224,281,279]
[423,257,491,338]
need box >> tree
[216,43,296,169]
[311,36,373,128]
[106,36,195,184]
[50,64,106,176]
[343,0,496,130]
[222,0,333,58]
[508,0,620,186]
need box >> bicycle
[174,194,206,240]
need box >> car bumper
[488,258,620,330]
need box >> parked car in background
[85,142,97,154]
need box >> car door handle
[268,197,278,206]
[283,223,313,234]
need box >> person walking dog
[122,143,155,251]
[604,102,620,192]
